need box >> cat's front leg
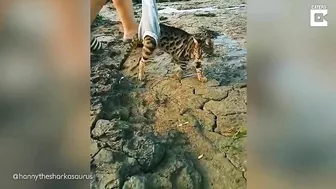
[194,61,207,83]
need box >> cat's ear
[192,36,199,46]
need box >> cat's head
[192,36,214,60]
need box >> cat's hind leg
[138,35,157,81]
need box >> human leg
[112,0,138,40]
[90,0,106,24]
[90,0,107,52]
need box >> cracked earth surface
[91,0,246,188]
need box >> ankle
[123,25,138,39]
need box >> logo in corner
[310,5,328,27]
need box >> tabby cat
[136,23,214,82]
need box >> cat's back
[159,23,190,38]
[158,23,193,60]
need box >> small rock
[177,121,189,127]
[122,132,166,171]
[194,12,216,17]
[101,56,120,69]
[119,107,130,120]
[181,114,198,127]
[146,151,202,189]
[94,172,120,189]
[195,86,230,101]
[90,139,100,158]
[159,16,168,21]
[103,107,129,120]
[123,175,147,189]
[203,90,247,116]
[146,174,172,188]
[176,167,198,189]
[197,154,204,159]
[93,148,114,163]
[109,49,121,57]
[217,114,247,132]
[193,109,215,131]
[236,83,247,88]
[91,119,114,138]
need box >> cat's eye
[205,38,212,46]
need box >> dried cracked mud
[90,0,247,188]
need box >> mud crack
[199,99,210,110]
[207,109,218,132]
[224,111,247,116]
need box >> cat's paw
[198,76,208,83]
[138,72,145,81]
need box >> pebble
[194,12,216,17]
[198,154,204,159]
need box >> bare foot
[123,27,138,42]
